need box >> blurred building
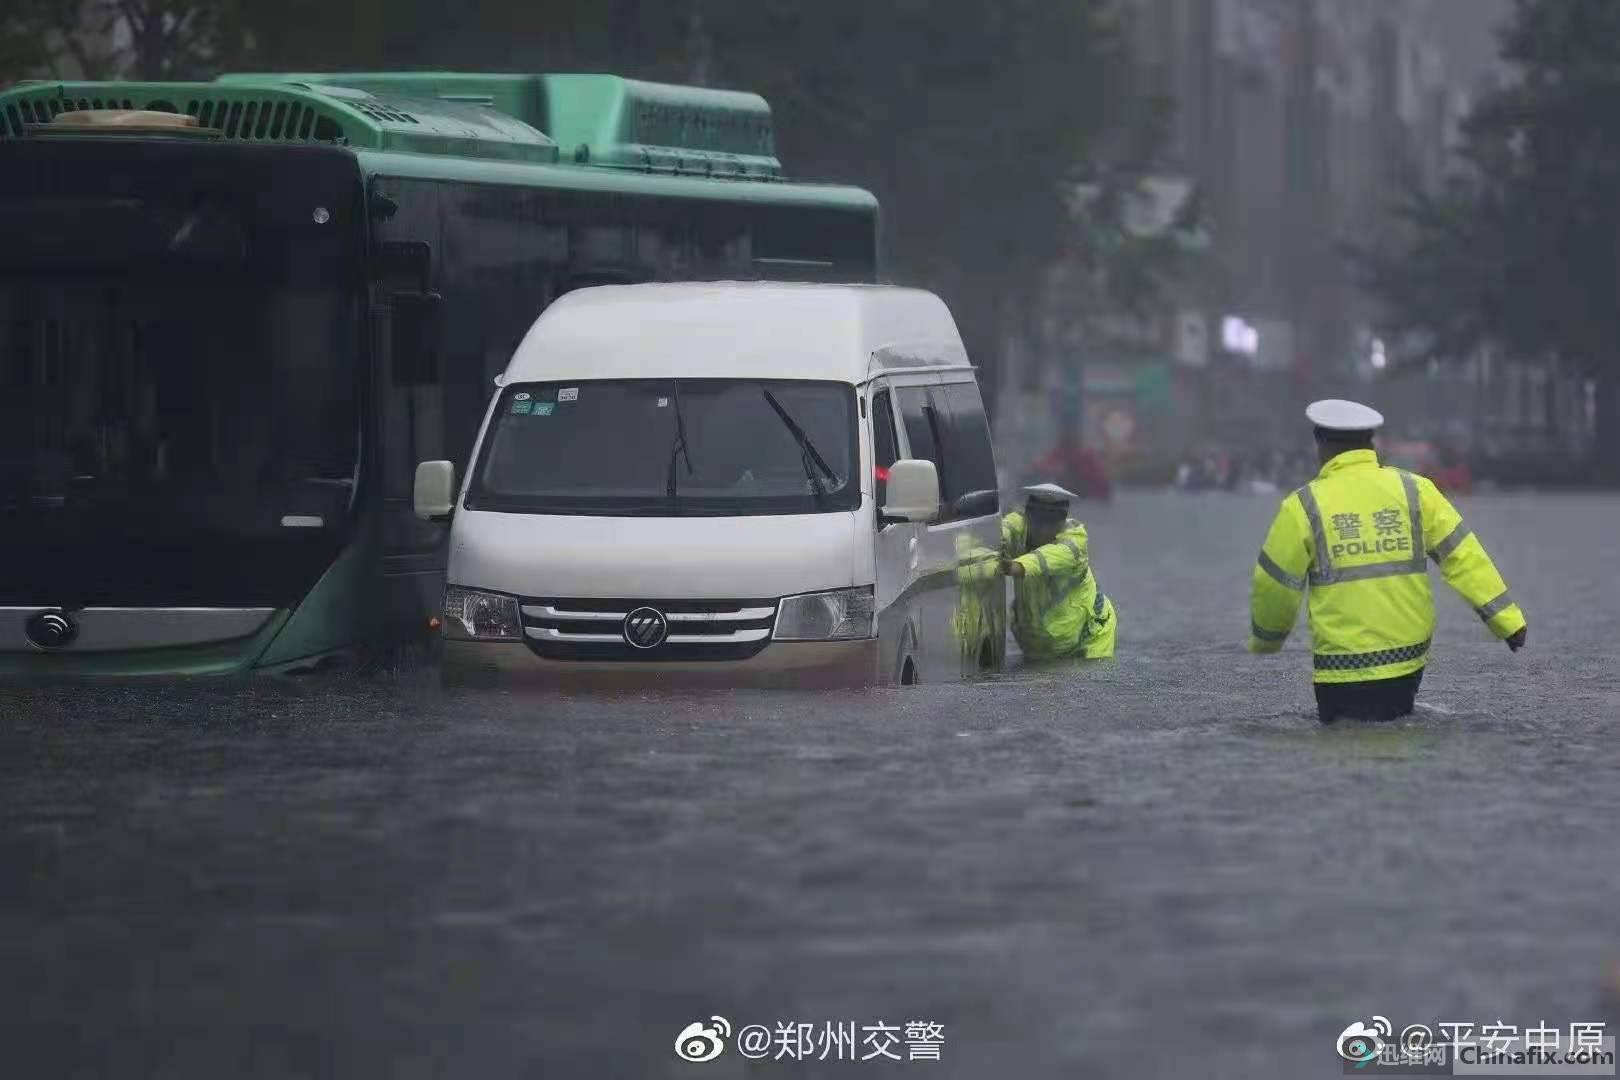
[996,0,1512,484]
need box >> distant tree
[119,0,255,80]
[0,0,120,83]
[0,0,252,85]
[1361,0,1620,469]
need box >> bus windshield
[0,141,365,608]
[468,379,860,516]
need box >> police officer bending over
[999,484,1117,661]
[1249,400,1527,723]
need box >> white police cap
[1023,483,1077,507]
[1305,399,1384,433]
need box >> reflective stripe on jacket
[1249,449,1526,684]
[1002,511,1103,661]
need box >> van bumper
[442,638,883,689]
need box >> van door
[870,376,933,684]
[890,376,995,681]
[936,378,1007,674]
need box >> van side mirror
[882,459,940,523]
[413,460,456,521]
[950,488,1000,520]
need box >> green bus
[0,72,878,676]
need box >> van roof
[503,281,970,384]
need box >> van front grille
[519,596,777,662]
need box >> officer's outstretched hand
[1506,627,1527,652]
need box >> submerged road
[2,492,1618,1079]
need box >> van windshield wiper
[666,381,694,509]
[762,389,837,502]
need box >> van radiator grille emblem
[622,607,669,649]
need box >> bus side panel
[254,510,389,670]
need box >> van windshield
[468,379,860,516]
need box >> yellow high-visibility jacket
[1002,511,1114,660]
[952,532,1002,665]
[1249,449,1526,683]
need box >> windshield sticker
[531,402,556,417]
[657,397,669,408]
[510,398,532,415]
[558,387,579,403]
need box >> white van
[413,282,1008,687]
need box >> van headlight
[773,586,875,641]
[443,586,522,641]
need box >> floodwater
[2,492,1617,1079]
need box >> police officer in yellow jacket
[1250,399,1527,723]
[999,484,1117,661]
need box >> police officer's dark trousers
[1314,670,1424,724]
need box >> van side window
[896,384,950,518]
[895,385,940,469]
[871,388,898,508]
[940,381,1000,517]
